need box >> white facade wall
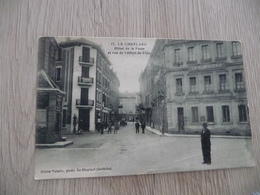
[70,46,97,132]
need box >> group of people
[74,114,211,165]
[135,121,146,134]
[107,122,119,134]
[96,121,119,134]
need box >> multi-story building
[36,37,120,143]
[118,92,138,121]
[109,69,120,122]
[139,40,166,129]
[140,39,250,136]
[58,38,120,132]
[36,37,65,144]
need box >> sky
[56,37,156,93]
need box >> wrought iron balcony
[79,56,94,66]
[78,76,94,87]
[76,99,94,108]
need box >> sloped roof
[37,69,65,95]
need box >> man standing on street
[201,123,211,165]
[73,114,77,134]
[100,121,104,135]
[141,121,146,134]
[135,121,140,133]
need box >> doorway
[78,110,90,131]
[177,107,184,131]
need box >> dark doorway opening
[79,110,90,132]
[177,107,184,131]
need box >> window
[97,70,100,83]
[190,77,197,92]
[222,106,230,122]
[174,49,182,64]
[82,47,90,62]
[219,74,227,91]
[232,41,241,56]
[97,54,101,66]
[188,47,195,61]
[99,72,102,83]
[216,43,224,58]
[50,46,55,57]
[202,45,210,60]
[235,73,244,89]
[191,107,199,122]
[82,67,89,78]
[206,106,214,122]
[96,91,99,102]
[238,105,247,122]
[55,67,61,82]
[176,78,183,93]
[204,76,212,91]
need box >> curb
[36,141,74,148]
[146,127,251,139]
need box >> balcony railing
[79,56,94,66]
[76,99,94,108]
[78,76,94,86]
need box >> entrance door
[79,110,90,131]
[177,107,184,131]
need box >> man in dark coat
[107,122,112,134]
[73,114,77,134]
[201,123,211,165]
[141,121,146,134]
[98,121,104,135]
[135,121,140,133]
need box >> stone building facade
[36,37,65,144]
[118,92,138,121]
[140,39,250,136]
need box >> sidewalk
[146,126,252,139]
[36,140,74,148]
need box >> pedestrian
[135,121,140,133]
[108,123,112,134]
[141,121,146,134]
[73,114,77,134]
[104,122,108,130]
[114,122,119,134]
[201,123,211,165]
[100,121,104,135]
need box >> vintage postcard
[35,37,254,180]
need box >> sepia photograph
[35,37,254,180]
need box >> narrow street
[35,123,254,179]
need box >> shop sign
[189,64,224,72]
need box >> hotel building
[139,39,250,136]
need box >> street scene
[35,37,254,179]
[35,123,254,179]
